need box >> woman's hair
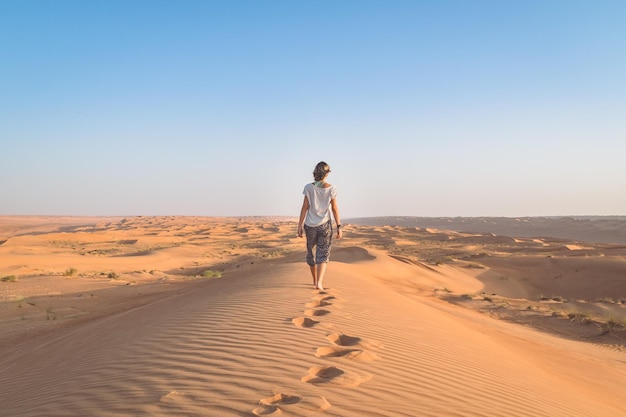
[313,161,331,181]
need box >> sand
[1,216,625,416]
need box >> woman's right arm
[297,196,309,238]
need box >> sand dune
[349,216,626,245]
[1,216,625,416]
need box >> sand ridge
[1,216,625,416]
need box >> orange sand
[1,216,625,416]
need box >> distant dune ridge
[1,216,625,416]
[347,216,626,245]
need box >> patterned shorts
[304,220,333,266]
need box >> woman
[297,161,342,290]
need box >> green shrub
[1,275,17,282]
[202,270,222,278]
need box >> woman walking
[297,161,342,290]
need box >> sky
[1,0,625,218]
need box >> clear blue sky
[1,0,624,217]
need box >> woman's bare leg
[309,265,317,288]
[316,262,328,290]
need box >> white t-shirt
[303,182,337,227]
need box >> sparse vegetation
[1,275,17,282]
[107,272,119,279]
[65,267,78,277]
[600,317,621,334]
[201,269,222,278]
[568,312,593,324]
[262,250,289,258]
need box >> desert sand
[1,216,625,416]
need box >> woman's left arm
[330,198,342,239]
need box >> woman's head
[313,161,331,181]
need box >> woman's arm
[330,198,342,239]
[297,196,309,238]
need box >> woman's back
[303,182,337,226]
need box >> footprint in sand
[315,345,379,361]
[304,309,330,317]
[305,300,333,308]
[325,332,361,346]
[326,332,383,350]
[159,390,186,403]
[253,393,300,415]
[301,365,371,387]
[312,294,338,302]
[292,317,319,328]
[252,393,331,415]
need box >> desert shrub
[107,272,119,279]
[1,275,17,282]
[202,270,222,278]
[602,317,620,333]
[568,312,593,324]
[65,267,78,277]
